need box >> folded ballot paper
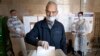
[36,46,55,56]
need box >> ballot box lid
[28,49,66,56]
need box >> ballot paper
[36,46,55,56]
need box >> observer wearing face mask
[7,10,27,56]
[71,12,89,56]
[25,1,67,54]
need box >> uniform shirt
[7,16,24,37]
[25,18,67,54]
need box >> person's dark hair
[78,11,83,16]
[10,9,16,13]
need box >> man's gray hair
[46,1,57,10]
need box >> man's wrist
[38,40,42,46]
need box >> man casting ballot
[25,1,67,55]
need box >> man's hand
[19,31,25,37]
[38,41,49,49]
[16,28,25,37]
[9,28,16,33]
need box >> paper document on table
[36,46,55,56]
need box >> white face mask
[46,16,56,22]
[12,16,17,18]
[79,16,83,20]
